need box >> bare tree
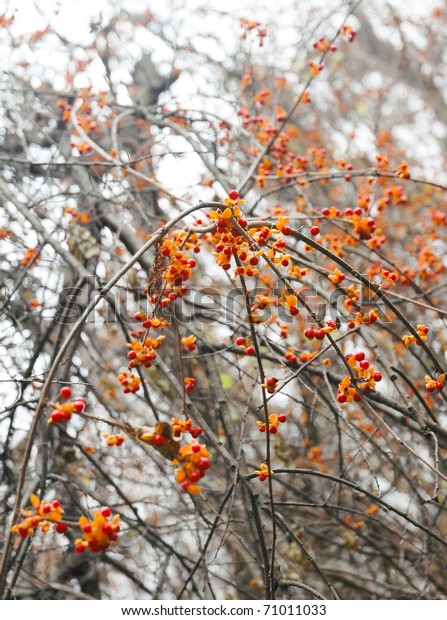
[1,0,447,601]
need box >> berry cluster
[127,335,166,369]
[312,36,337,53]
[425,373,445,392]
[304,327,326,341]
[20,247,41,268]
[174,441,211,494]
[48,387,86,424]
[184,377,197,392]
[11,494,66,538]
[103,433,125,446]
[257,413,287,433]
[328,268,346,284]
[253,463,274,482]
[75,507,120,554]
[262,377,279,394]
[402,324,429,348]
[181,335,197,351]
[117,370,141,393]
[171,417,203,438]
[337,351,382,403]
[235,337,255,356]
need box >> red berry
[304,328,315,339]
[160,246,171,256]
[83,524,92,534]
[427,385,436,392]
[258,425,266,432]
[235,337,245,346]
[282,226,292,236]
[314,329,325,340]
[344,175,352,182]
[337,393,347,403]
[188,259,197,268]
[60,386,72,398]
[197,457,211,470]
[277,414,287,423]
[73,398,86,412]
[310,225,320,236]
[354,352,365,362]
[321,208,330,216]
[55,523,68,534]
[52,500,61,509]
[249,256,259,266]
[192,443,201,452]
[189,471,200,483]
[190,427,203,438]
[289,306,299,316]
[373,372,382,382]
[359,360,370,370]
[75,544,86,554]
[259,474,267,481]
[153,434,165,446]
[102,523,113,534]
[348,321,355,329]
[269,426,278,434]
[353,392,362,402]
[246,346,255,356]
[50,410,66,423]
[228,189,239,200]
[436,382,444,391]
[185,383,195,391]
[266,377,277,387]
[100,507,112,518]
